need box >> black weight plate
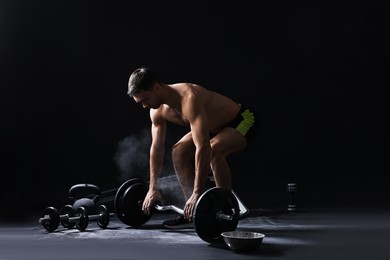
[96,204,110,229]
[114,178,149,226]
[75,206,89,231]
[60,204,76,229]
[114,178,145,214]
[115,178,145,201]
[115,182,151,227]
[41,207,60,232]
[193,187,240,244]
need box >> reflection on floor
[1,208,390,260]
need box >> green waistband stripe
[236,109,255,136]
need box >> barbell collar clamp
[216,209,235,221]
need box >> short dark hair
[127,67,161,96]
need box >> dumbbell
[287,183,297,212]
[63,204,112,230]
[59,204,77,229]
[87,204,112,229]
[39,205,88,232]
[39,204,111,232]
[114,179,240,244]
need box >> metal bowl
[221,231,265,252]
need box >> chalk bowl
[221,231,265,253]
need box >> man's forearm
[149,147,165,190]
[193,146,211,195]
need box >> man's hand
[142,188,164,215]
[183,193,201,221]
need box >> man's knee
[172,141,194,165]
[210,142,226,162]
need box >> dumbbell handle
[68,216,81,222]
[40,211,82,222]
[39,214,70,223]
[39,212,83,226]
[39,215,51,223]
[88,212,115,221]
[154,204,234,221]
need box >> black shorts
[227,104,260,144]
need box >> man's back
[156,83,241,133]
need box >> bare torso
[156,83,241,133]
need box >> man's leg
[164,132,196,229]
[172,132,196,200]
[209,127,247,190]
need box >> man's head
[128,67,163,109]
[128,67,160,97]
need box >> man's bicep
[184,96,209,146]
[190,113,210,148]
[150,112,166,150]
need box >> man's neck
[161,84,181,109]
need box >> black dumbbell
[64,204,112,230]
[39,206,88,232]
[88,204,112,229]
[71,204,112,230]
[40,204,112,232]
[59,204,76,229]
[39,207,60,232]
[287,183,297,212]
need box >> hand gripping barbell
[39,204,111,232]
[113,178,240,244]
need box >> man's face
[132,89,161,110]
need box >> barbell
[114,178,240,243]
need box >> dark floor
[1,208,390,260]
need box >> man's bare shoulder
[150,106,166,123]
[170,83,205,91]
[171,83,209,100]
[151,105,178,118]
[151,104,188,126]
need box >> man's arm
[182,94,211,218]
[149,109,166,190]
[189,113,211,196]
[142,109,166,215]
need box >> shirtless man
[127,67,259,229]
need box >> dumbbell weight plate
[75,206,89,231]
[41,207,60,232]
[96,204,110,229]
[114,178,151,227]
[60,204,76,229]
[193,187,240,244]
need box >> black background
[0,1,388,222]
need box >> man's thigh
[210,128,247,156]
